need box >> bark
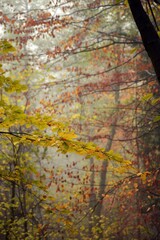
[128,0,160,84]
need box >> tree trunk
[88,157,97,235]
[128,0,160,84]
[95,84,120,240]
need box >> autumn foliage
[0,0,160,240]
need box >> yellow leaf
[26,184,32,189]
[58,132,77,140]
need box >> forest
[0,0,160,239]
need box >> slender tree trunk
[134,83,142,240]
[88,157,96,235]
[10,181,16,222]
[128,0,160,83]
[95,84,120,240]
[23,190,28,238]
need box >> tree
[1,1,160,239]
[0,39,125,239]
[128,0,160,83]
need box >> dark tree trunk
[128,0,160,84]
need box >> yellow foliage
[137,171,151,184]
[0,40,16,54]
